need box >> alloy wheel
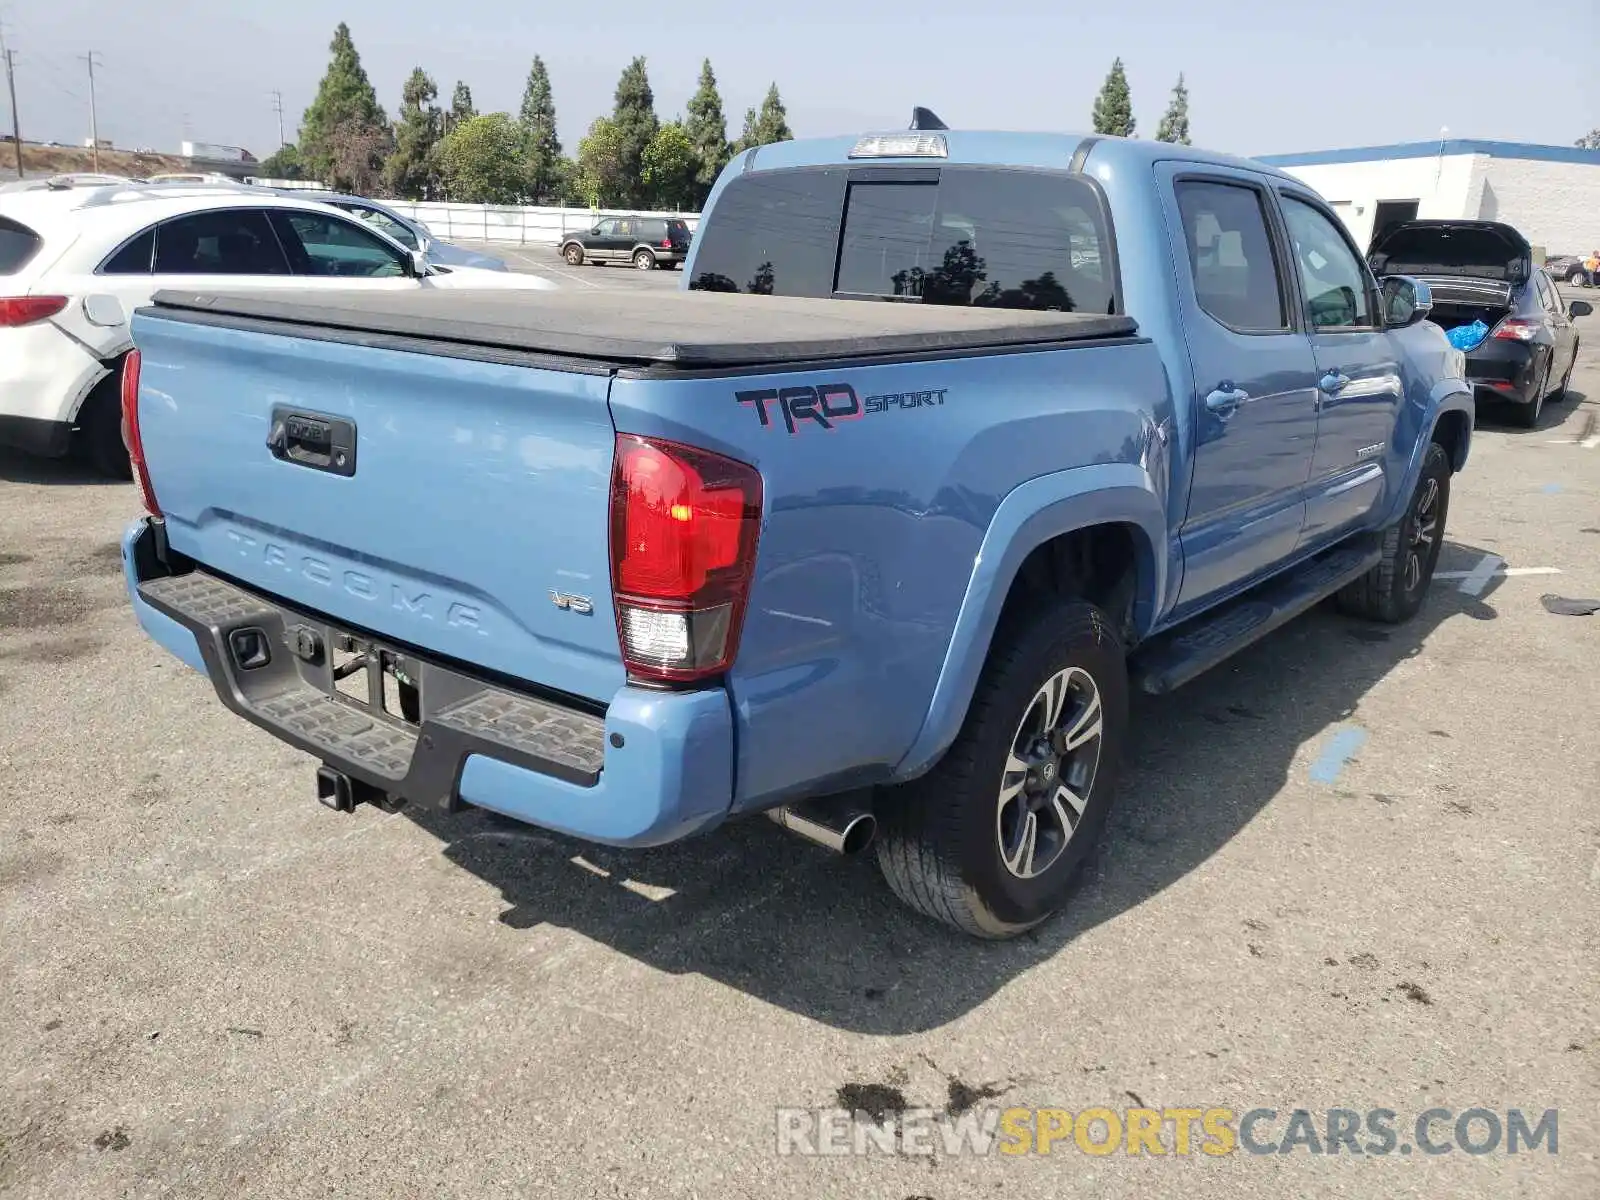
[996,666,1104,880]
[1404,474,1440,593]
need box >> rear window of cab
[688,165,1117,313]
[0,216,42,274]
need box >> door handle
[1205,384,1249,416]
[1319,370,1351,394]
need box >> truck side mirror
[1381,275,1433,329]
[1570,299,1594,319]
[407,250,430,279]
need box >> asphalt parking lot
[2,295,1597,1199]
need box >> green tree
[735,84,792,152]
[575,116,628,207]
[437,113,526,203]
[257,143,305,181]
[1577,129,1600,150]
[1091,58,1135,137]
[448,81,477,133]
[684,59,730,206]
[386,67,442,199]
[611,57,659,207]
[518,56,563,203]
[1154,73,1190,145]
[299,23,390,188]
[642,122,698,211]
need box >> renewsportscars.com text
[775,1105,1559,1158]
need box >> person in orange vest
[1583,250,1600,287]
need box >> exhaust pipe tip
[768,799,877,856]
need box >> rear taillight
[660,238,673,249]
[119,349,161,517]
[0,295,68,327]
[1492,317,1540,342]
[609,434,763,684]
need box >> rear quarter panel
[609,341,1173,810]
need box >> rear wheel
[1511,363,1548,428]
[875,600,1128,937]
[1568,269,1588,289]
[562,243,584,266]
[75,364,131,480]
[1552,343,1577,402]
[633,249,656,271]
[1337,442,1450,623]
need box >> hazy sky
[4,0,1597,161]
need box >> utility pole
[80,49,102,170]
[3,48,19,178]
[270,90,284,148]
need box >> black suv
[559,217,691,271]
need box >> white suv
[0,184,554,476]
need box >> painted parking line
[1434,565,1562,581]
[1453,553,1504,596]
[498,246,604,288]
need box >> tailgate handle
[267,407,357,477]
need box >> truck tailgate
[131,307,624,705]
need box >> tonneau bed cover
[146,287,1139,369]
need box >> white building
[1257,140,1600,260]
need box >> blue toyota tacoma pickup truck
[119,126,1473,937]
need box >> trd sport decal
[736,382,949,434]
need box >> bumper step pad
[137,569,606,801]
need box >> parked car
[120,127,1472,938]
[1542,254,1589,287]
[1368,220,1589,427]
[0,173,134,194]
[276,191,510,272]
[0,183,554,476]
[559,216,691,270]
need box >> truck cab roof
[730,128,1299,185]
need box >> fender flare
[892,463,1168,781]
[1381,378,1474,527]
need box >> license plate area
[325,632,423,728]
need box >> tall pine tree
[518,57,562,203]
[1155,74,1191,145]
[684,59,730,207]
[1091,58,1135,137]
[611,57,659,208]
[736,84,792,152]
[299,23,389,186]
[448,81,476,134]
[385,67,441,199]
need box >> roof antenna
[910,107,948,131]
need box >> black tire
[1511,362,1548,428]
[562,243,584,266]
[76,365,132,480]
[633,248,656,271]
[1551,343,1577,402]
[875,600,1129,938]
[1336,442,1450,624]
[1568,269,1587,289]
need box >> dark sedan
[1369,220,1590,427]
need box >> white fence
[239,180,702,247]
[383,201,701,246]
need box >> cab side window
[1280,196,1374,330]
[1174,180,1288,332]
